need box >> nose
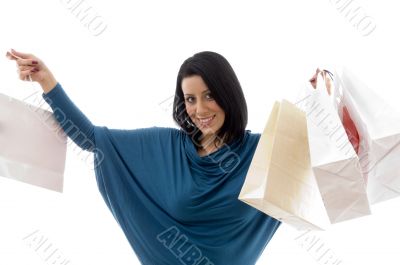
[195,99,210,116]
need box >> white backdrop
[1,0,400,264]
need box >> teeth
[199,116,214,123]
[201,117,212,122]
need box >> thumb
[10,49,32,59]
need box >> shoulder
[235,130,262,158]
[244,130,261,145]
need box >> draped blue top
[42,83,280,265]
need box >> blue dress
[42,83,280,265]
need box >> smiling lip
[198,115,215,126]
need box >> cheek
[185,105,195,117]
[212,103,224,114]
[219,113,225,124]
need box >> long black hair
[172,51,248,149]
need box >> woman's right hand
[309,68,333,95]
[5,49,58,94]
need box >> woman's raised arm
[6,49,96,152]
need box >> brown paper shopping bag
[0,92,67,192]
[239,100,330,230]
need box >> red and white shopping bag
[333,66,400,204]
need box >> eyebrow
[183,90,210,96]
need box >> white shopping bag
[333,66,400,204]
[239,100,330,230]
[0,92,67,192]
[295,72,371,224]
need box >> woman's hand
[5,49,58,94]
[309,68,333,95]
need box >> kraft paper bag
[333,67,400,204]
[239,100,330,230]
[296,72,371,224]
[0,92,67,192]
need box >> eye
[185,96,195,103]
[206,93,214,100]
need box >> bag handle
[309,68,334,94]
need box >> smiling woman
[181,75,226,156]
[6,49,281,265]
[173,51,248,157]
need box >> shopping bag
[239,100,330,230]
[333,66,400,204]
[0,92,67,192]
[296,72,371,224]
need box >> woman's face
[181,75,225,138]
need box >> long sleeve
[42,83,96,152]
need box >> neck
[198,133,225,153]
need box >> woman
[7,49,281,265]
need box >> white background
[1,0,400,264]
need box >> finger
[6,51,18,60]
[17,58,39,67]
[16,58,37,66]
[320,70,326,80]
[19,65,38,72]
[19,69,37,81]
[309,72,317,82]
[323,69,334,80]
[6,51,38,66]
[10,49,32,59]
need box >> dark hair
[172,51,248,149]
